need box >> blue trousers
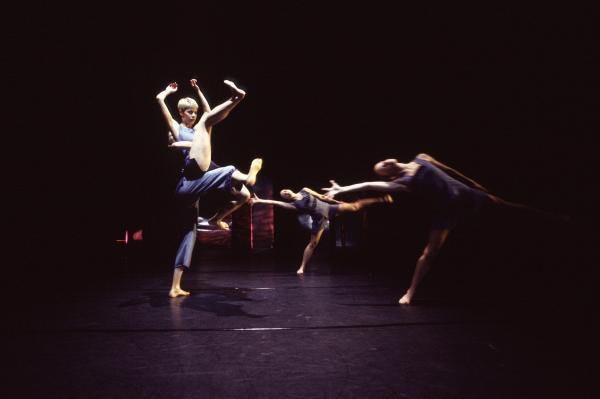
[173,163,236,269]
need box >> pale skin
[158,79,263,230]
[252,188,393,274]
[323,153,490,305]
[157,79,262,297]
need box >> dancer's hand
[322,180,342,198]
[156,82,178,100]
[250,193,261,205]
[223,80,246,99]
[165,82,178,94]
[190,79,199,89]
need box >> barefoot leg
[169,268,191,298]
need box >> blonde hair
[177,97,199,112]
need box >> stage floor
[5,252,592,398]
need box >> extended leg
[337,194,393,213]
[231,158,263,188]
[487,194,570,222]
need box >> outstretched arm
[251,197,297,211]
[156,82,180,140]
[417,153,488,192]
[322,179,408,199]
[302,187,344,204]
[202,80,246,129]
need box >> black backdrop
[5,3,596,301]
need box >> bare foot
[296,267,304,275]
[223,80,246,98]
[398,292,412,305]
[209,220,230,230]
[245,158,263,187]
[169,288,190,298]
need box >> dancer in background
[252,187,392,274]
[323,153,564,304]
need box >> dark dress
[292,189,340,234]
[396,158,489,229]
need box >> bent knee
[240,190,251,202]
[233,187,251,202]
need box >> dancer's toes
[224,80,246,97]
[169,288,191,298]
[246,158,263,187]
[213,220,230,230]
[296,267,304,275]
[398,293,412,305]
[251,158,263,171]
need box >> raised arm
[417,153,488,192]
[302,187,344,204]
[323,179,408,199]
[202,80,246,129]
[190,79,211,114]
[156,82,181,140]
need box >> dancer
[252,187,393,274]
[323,153,561,305]
[163,79,261,228]
[156,79,262,297]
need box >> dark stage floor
[5,251,593,399]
